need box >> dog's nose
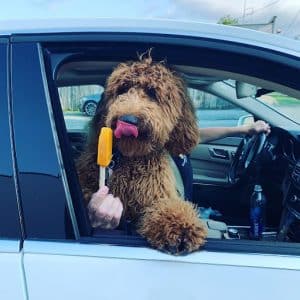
[119,115,140,125]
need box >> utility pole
[242,0,247,23]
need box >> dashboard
[265,127,300,241]
[262,127,300,165]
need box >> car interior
[53,56,300,245]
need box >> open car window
[42,42,300,256]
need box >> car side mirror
[236,82,257,99]
[237,114,255,126]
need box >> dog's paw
[138,199,207,255]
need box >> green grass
[269,93,300,106]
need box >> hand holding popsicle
[88,186,123,229]
[87,127,123,229]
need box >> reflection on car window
[188,88,249,128]
[257,92,300,125]
[58,85,103,132]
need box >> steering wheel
[228,132,267,185]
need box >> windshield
[256,92,300,125]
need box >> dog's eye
[117,85,130,95]
[145,87,157,101]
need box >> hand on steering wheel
[228,132,267,185]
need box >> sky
[0,0,299,39]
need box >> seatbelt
[168,154,185,199]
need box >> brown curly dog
[77,54,207,254]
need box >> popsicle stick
[99,166,106,188]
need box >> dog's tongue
[114,120,139,139]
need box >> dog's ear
[165,92,200,156]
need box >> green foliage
[218,15,239,25]
[268,93,300,105]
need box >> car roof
[1,18,300,56]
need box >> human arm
[87,186,123,229]
[199,120,271,144]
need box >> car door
[0,39,27,300]
[10,25,300,300]
[190,88,249,186]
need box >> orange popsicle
[97,127,113,187]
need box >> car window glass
[58,85,103,132]
[188,88,251,128]
[256,91,300,125]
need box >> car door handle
[209,148,229,160]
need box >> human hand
[88,186,123,229]
[247,120,271,136]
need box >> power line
[285,9,300,34]
[251,0,281,15]
[238,0,281,20]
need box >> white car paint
[23,241,300,300]
[0,240,27,300]
[1,18,300,57]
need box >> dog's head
[93,56,199,157]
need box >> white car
[1,18,300,300]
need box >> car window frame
[38,35,300,255]
[0,38,23,240]
[10,41,90,240]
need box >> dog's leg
[138,197,207,255]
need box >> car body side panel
[7,32,300,298]
[0,240,27,300]
[23,241,300,300]
[3,19,300,57]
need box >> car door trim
[23,240,300,271]
[6,40,25,241]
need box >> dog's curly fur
[77,54,207,254]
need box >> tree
[218,15,239,25]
